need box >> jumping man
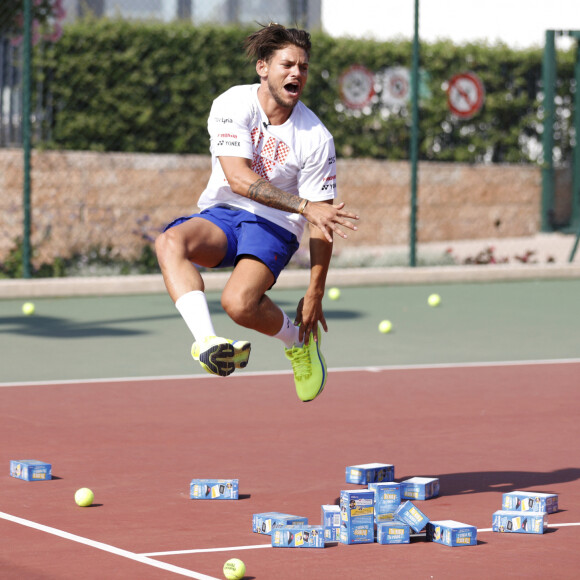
[155,23,359,402]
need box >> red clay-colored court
[2,361,579,579]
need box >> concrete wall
[0,149,549,265]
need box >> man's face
[259,45,309,109]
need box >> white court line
[1,357,580,388]
[142,544,272,557]
[0,511,219,580]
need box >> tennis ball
[428,293,441,307]
[223,558,245,580]
[74,488,94,507]
[378,320,392,334]
[22,302,35,315]
[328,287,341,300]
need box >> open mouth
[284,83,300,96]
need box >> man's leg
[222,258,326,402]
[155,217,248,376]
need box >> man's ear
[256,59,268,79]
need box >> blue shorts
[163,205,300,280]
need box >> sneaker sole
[199,343,235,377]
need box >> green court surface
[1,278,579,383]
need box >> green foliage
[35,19,576,163]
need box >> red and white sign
[380,67,410,107]
[447,72,485,119]
[339,65,375,110]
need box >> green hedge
[37,19,575,163]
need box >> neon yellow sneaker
[191,337,251,376]
[284,327,327,402]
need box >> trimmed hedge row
[37,19,575,163]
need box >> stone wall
[0,149,550,265]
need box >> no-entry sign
[447,72,485,119]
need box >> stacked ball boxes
[492,491,558,534]
[10,460,51,481]
[190,479,238,500]
[492,491,557,534]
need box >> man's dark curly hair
[244,23,311,62]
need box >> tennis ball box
[253,512,308,535]
[393,501,430,533]
[272,525,325,548]
[339,489,375,544]
[502,491,558,514]
[376,521,410,544]
[190,479,238,499]
[321,505,341,542]
[492,510,548,534]
[426,520,477,546]
[10,460,51,481]
[401,477,440,500]
[368,482,402,521]
[345,463,394,485]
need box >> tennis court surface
[1,277,579,579]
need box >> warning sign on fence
[339,65,375,110]
[447,72,485,119]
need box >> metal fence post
[541,30,555,233]
[409,0,420,267]
[22,0,32,278]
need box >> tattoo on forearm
[248,178,301,213]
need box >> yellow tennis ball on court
[74,488,94,507]
[22,302,35,315]
[328,287,341,300]
[378,320,392,334]
[428,293,441,307]
[223,558,245,580]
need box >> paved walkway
[1,233,580,298]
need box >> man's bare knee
[221,291,259,328]
[155,229,183,266]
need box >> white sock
[175,290,216,342]
[274,310,301,348]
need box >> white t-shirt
[198,84,337,240]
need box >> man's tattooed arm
[247,178,303,213]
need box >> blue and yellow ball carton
[492,510,548,534]
[190,479,238,499]
[252,512,308,535]
[401,477,440,500]
[10,460,51,481]
[377,521,411,544]
[272,525,325,548]
[502,491,558,514]
[345,463,394,485]
[394,500,429,533]
[426,520,477,546]
[339,489,375,544]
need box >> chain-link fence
[1,1,579,278]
